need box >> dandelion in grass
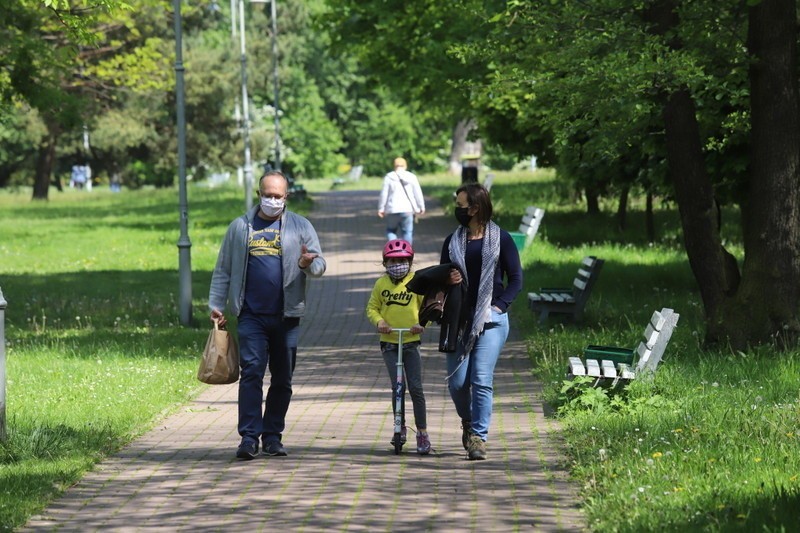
[599,448,607,461]
[652,452,663,459]
[754,457,762,463]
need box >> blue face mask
[386,262,410,280]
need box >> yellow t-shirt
[365,271,424,343]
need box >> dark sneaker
[390,426,407,447]
[467,435,486,461]
[461,420,472,450]
[265,440,288,457]
[236,439,259,460]
[416,433,432,455]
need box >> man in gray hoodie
[209,171,326,460]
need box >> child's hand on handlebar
[377,320,392,334]
[410,324,424,334]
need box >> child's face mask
[386,261,410,280]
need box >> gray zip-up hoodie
[208,205,326,318]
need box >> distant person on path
[70,164,86,189]
[377,157,425,244]
[440,182,523,460]
[209,171,326,460]
[366,239,432,455]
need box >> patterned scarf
[448,220,501,355]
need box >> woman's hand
[447,268,463,285]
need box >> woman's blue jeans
[237,311,299,445]
[445,310,509,441]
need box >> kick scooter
[392,328,411,455]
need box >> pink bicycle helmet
[383,239,414,259]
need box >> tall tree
[477,0,800,347]
[321,0,496,169]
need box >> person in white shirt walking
[377,157,425,244]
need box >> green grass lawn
[1,174,798,531]
[0,184,311,531]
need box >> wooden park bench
[567,307,680,387]
[527,256,604,325]
[509,206,545,251]
[287,175,307,201]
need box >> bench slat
[601,359,617,378]
[643,323,659,348]
[585,359,601,377]
[617,363,636,380]
[568,356,586,376]
[650,310,667,331]
[636,341,652,368]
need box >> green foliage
[0,184,285,529]
[444,172,799,531]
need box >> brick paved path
[23,190,584,532]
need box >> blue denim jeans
[445,310,509,441]
[237,311,299,445]
[385,212,414,244]
[381,341,427,429]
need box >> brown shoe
[461,420,472,450]
[467,435,486,460]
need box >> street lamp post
[238,0,255,210]
[174,0,193,327]
[270,0,280,171]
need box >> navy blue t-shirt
[243,215,283,315]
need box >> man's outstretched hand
[299,244,318,269]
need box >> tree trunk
[645,192,655,243]
[448,118,476,174]
[663,90,736,343]
[32,121,59,200]
[720,0,800,348]
[585,186,600,215]
[616,185,629,231]
[644,1,740,344]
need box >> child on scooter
[365,239,432,455]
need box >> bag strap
[395,171,420,214]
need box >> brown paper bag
[197,320,240,384]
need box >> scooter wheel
[394,435,402,455]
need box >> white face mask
[386,262,410,280]
[260,196,285,218]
